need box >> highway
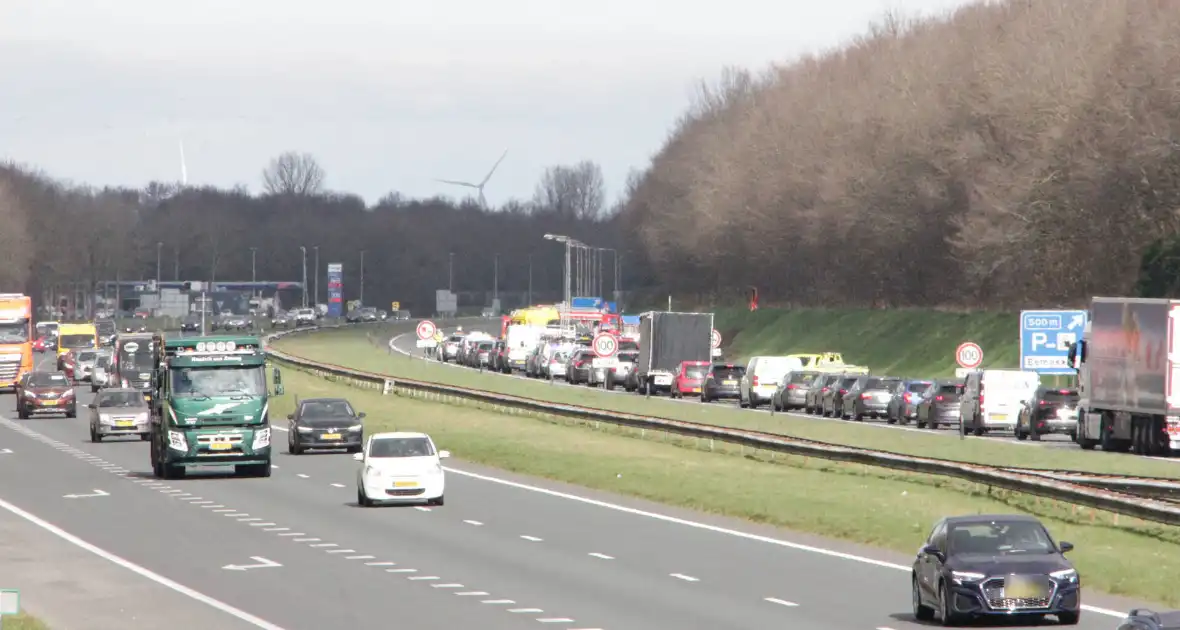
[388,324,1092,453]
[0,345,1144,629]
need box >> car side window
[930,521,947,552]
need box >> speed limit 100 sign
[956,342,983,369]
[416,320,437,340]
[592,333,618,358]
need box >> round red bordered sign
[592,333,618,358]
[956,342,983,369]
[710,329,722,349]
[416,320,437,340]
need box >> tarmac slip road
[2,385,1136,630]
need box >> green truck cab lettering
[150,335,277,479]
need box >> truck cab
[0,294,33,391]
[151,336,281,479]
[112,332,163,404]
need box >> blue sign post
[1020,310,1087,375]
[327,263,343,318]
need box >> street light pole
[250,247,258,298]
[174,248,179,280]
[493,253,498,304]
[155,242,163,309]
[448,253,454,292]
[313,246,320,305]
[527,253,532,306]
[359,249,366,305]
[300,246,308,307]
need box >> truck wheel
[164,463,186,480]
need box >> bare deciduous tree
[261,151,327,196]
[0,181,33,291]
[532,160,606,220]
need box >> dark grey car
[848,376,901,421]
[916,381,962,429]
[287,397,366,454]
[887,379,934,424]
[805,374,842,414]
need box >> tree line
[0,153,645,314]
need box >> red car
[670,360,710,398]
[59,350,77,381]
[33,336,51,353]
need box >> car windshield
[0,321,31,343]
[937,383,959,395]
[617,351,639,363]
[684,365,708,378]
[60,333,94,349]
[790,372,817,384]
[77,350,97,362]
[171,365,266,397]
[28,373,68,387]
[712,367,743,379]
[864,377,885,389]
[98,391,146,408]
[1040,389,1079,403]
[301,400,355,417]
[908,381,933,392]
[369,437,435,458]
[947,521,1055,555]
[840,377,859,387]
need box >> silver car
[87,388,151,442]
[90,353,113,392]
[73,349,99,382]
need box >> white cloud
[0,0,977,204]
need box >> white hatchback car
[354,432,448,507]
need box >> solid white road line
[764,597,798,607]
[669,573,699,582]
[587,553,614,560]
[0,494,288,629]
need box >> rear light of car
[752,376,760,387]
[839,389,847,394]
[936,395,943,401]
[786,384,797,390]
[860,392,871,399]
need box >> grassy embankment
[269,364,1180,606]
[270,311,1180,479]
[5,613,49,629]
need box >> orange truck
[0,293,34,391]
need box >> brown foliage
[621,0,1180,308]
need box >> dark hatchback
[916,381,962,430]
[848,376,900,421]
[912,514,1080,626]
[287,397,366,454]
[701,363,745,402]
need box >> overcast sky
[0,0,975,206]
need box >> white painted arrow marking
[63,489,109,499]
[221,556,282,571]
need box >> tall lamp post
[155,242,163,313]
[300,246,308,307]
[249,247,258,298]
[543,234,583,330]
[313,245,320,306]
[359,249,366,305]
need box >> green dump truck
[150,335,284,479]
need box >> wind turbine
[435,149,508,209]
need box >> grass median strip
[273,366,1180,606]
[5,612,50,630]
[274,325,1180,479]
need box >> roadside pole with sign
[955,342,983,438]
[592,332,619,370]
[416,320,438,357]
[0,589,19,627]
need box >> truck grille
[0,360,18,381]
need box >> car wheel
[912,576,935,622]
[358,485,372,507]
[1057,611,1080,625]
[939,581,964,626]
[90,426,102,443]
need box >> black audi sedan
[912,514,1080,626]
[286,397,366,455]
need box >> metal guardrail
[263,324,1180,527]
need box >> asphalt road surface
[0,345,1146,629]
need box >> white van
[959,369,1041,435]
[740,356,804,409]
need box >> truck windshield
[119,350,156,372]
[171,365,266,398]
[95,321,115,336]
[0,321,30,343]
[60,334,94,349]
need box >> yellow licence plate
[1004,575,1048,599]
[41,400,59,406]
[692,388,701,393]
[209,443,232,451]
[115,420,135,427]
[989,413,1007,422]
[321,433,341,440]
[393,481,418,488]
[724,380,737,385]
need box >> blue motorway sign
[1020,310,1087,375]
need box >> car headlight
[136,412,149,423]
[99,413,112,424]
[297,426,314,433]
[167,430,188,451]
[22,390,34,398]
[347,424,363,432]
[365,466,384,478]
[1050,569,1078,583]
[951,571,986,584]
[252,428,271,450]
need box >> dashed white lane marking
[537,619,574,624]
[456,591,489,596]
[330,483,345,488]
[407,576,440,581]
[296,474,309,479]
[463,519,483,526]
[365,561,396,566]
[414,506,432,512]
[508,608,544,613]
[588,553,613,560]
[309,543,337,548]
[278,532,305,537]
[191,500,214,505]
[237,517,261,522]
[213,509,236,513]
[262,527,289,532]
[520,535,543,542]
[386,568,417,573]
[877,627,897,630]
[764,597,798,607]
[202,505,226,509]
[250,523,277,527]
[326,549,356,554]
[345,555,374,560]
[270,465,279,469]
[224,512,249,517]
[293,538,320,542]
[482,600,515,604]
[669,573,699,582]
[432,583,464,588]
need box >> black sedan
[912,514,1080,626]
[287,397,367,454]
